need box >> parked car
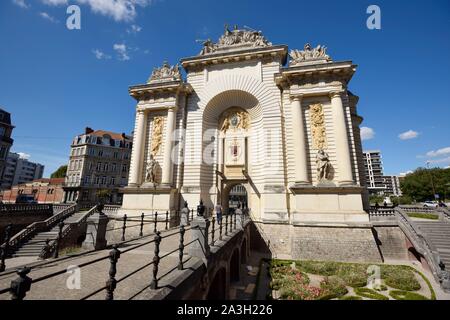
[438,202,448,208]
[15,194,37,204]
[423,201,438,208]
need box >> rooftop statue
[289,43,331,66]
[147,61,181,83]
[198,24,272,55]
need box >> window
[122,164,127,173]
[103,163,108,172]
[112,163,117,172]
[0,127,5,136]
[96,162,102,171]
[113,152,118,159]
[111,177,116,185]
[0,146,8,160]
[98,150,103,157]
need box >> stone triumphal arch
[119,27,379,261]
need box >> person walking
[215,202,223,225]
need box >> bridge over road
[0,212,253,300]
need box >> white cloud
[360,127,375,141]
[426,146,450,158]
[113,43,130,61]
[39,12,59,23]
[127,24,142,34]
[17,152,31,160]
[92,49,111,60]
[12,0,29,8]
[427,157,450,165]
[398,130,419,140]
[78,0,152,22]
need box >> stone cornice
[129,80,192,101]
[275,60,357,88]
[180,45,288,71]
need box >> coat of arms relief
[220,110,250,133]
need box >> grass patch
[58,246,82,256]
[381,265,421,291]
[407,212,439,220]
[354,287,389,300]
[389,290,428,300]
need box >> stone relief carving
[316,149,332,181]
[309,103,327,150]
[199,25,272,55]
[150,116,164,156]
[220,109,250,132]
[147,61,181,83]
[145,155,158,183]
[289,43,331,66]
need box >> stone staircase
[13,211,88,257]
[414,220,450,268]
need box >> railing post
[234,211,237,230]
[225,214,229,236]
[0,223,12,272]
[121,214,127,241]
[178,225,185,270]
[219,217,223,241]
[10,267,32,300]
[105,245,121,300]
[165,211,169,230]
[211,217,216,246]
[154,212,158,233]
[191,209,194,221]
[150,231,161,289]
[139,213,144,237]
[53,221,64,259]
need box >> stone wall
[372,226,409,261]
[0,212,52,238]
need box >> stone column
[161,106,177,186]
[189,216,210,262]
[218,136,224,173]
[290,95,309,185]
[330,91,354,185]
[128,109,147,186]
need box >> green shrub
[339,295,363,300]
[389,290,428,300]
[375,284,388,291]
[354,287,389,300]
[381,266,421,291]
[319,276,348,300]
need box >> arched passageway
[206,267,227,300]
[230,248,240,282]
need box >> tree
[50,165,67,178]
[400,167,450,202]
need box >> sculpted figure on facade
[145,155,158,183]
[290,43,331,66]
[151,116,164,156]
[220,109,250,133]
[199,25,272,56]
[147,61,181,83]
[310,103,327,150]
[316,149,332,181]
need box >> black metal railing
[0,208,251,300]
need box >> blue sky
[1,0,449,177]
